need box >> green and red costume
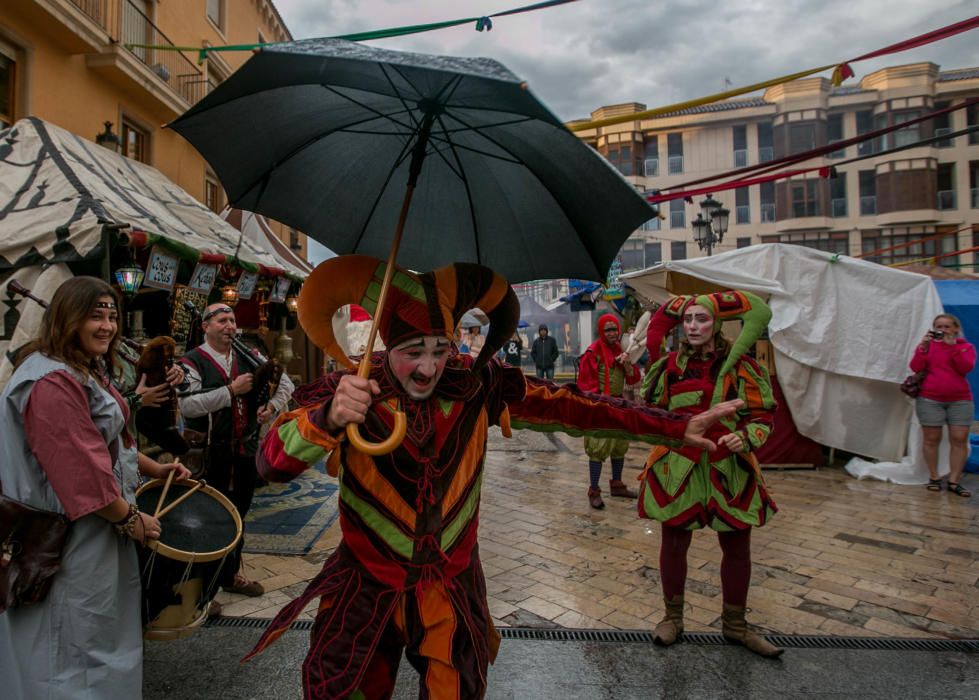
[244,255,691,699]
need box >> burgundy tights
[659,523,751,606]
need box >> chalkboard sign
[144,247,179,291]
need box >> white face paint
[682,304,716,351]
[388,336,452,400]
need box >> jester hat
[298,255,520,373]
[646,290,772,382]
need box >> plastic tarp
[621,244,944,465]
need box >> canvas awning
[0,118,307,279]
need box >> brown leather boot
[653,594,684,646]
[587,487,605,509]
[609,479,637,498]
[721,603,784,658]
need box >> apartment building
[575,62,979,273]
[0,0,307,258]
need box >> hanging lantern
[114,264,144,295]
[221,284,240,306]
[285,294,299,314]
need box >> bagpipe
[8,280,189,456]
[231,335,285,430]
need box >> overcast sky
[271,0,979,263]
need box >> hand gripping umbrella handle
[345,358,407,456]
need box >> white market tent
[621,243,946,481]
[0,118,308,387]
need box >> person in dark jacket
[531,324,559,379]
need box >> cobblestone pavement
[218,428,979,639]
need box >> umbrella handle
[346,411,407,456]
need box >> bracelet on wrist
[113,503,140,538]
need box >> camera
[929,330,944,340]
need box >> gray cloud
[272,0,979,120]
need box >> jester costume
[245,256,694,699]
[578,313,641,507]
[640,291,783,658]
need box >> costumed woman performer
[640,290,782,657]
[242,255,745,699]
[0,276,189,699]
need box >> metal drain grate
[205,618,978,652]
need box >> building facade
[0,0,307,258]
[575,62,979,274]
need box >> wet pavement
[144,625,978,699]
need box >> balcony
[643,158,659,177]
[860,196,877,216]
[760,203,776,222]
[82,0,205,116]
[937,189,957,210]
[668,155,683,175]
[733,149,747,168]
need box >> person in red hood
[577,313,641,509]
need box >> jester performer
[245,255,744,699]
[577,312,641,509]
[641,291,782,657]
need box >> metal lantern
[691,214,709,244]
[220,284,240,306]
[285,294,299,314]
[114,264,144,294]
[710,205,730,239]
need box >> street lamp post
[690,193,729,256]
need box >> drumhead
[136,479,242,563]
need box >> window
[830,172,847,217]
[735,187,750,224]
[791,180,820,217]
[733,125,747,167]
[788,124,815,155]
[670,240,687,261]
[768,231,848,254]
[757,121,773,162]
[968,102,979,146]
[933,101,952,148]
[121,119,149,163]
[204,171,223,213]
[937,163,956,210]
[643,216,661,231]
[645,242,662,264]
[858,170,876,215]
[619,240,644,271]
[856,110,874,156]
[893,110,920,148]
[827,113,844,158]
[0,42,15,128]
[861,228,955,265]
[669,199,685,229]
[970,160,979,209]
[618,145,632,176]
[644,135,659,176]
[874,112,888,152]
[207,0,226,32]
[667,133,683,174]
[289,228,301,251]
[760,181,775,222]
[737,237,752,249]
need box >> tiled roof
[655,96,771,118]
[938,67,979,82]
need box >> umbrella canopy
[169,39,655,283]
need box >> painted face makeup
[682,304,716,350]
[79,295,118,359]
[388,336,452,400]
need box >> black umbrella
[169,38,655,453]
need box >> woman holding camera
[0,276,189,699]
[909,314,975,496]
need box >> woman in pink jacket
[909,314,976,496]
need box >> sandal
[947,482,971,498]
[927,478,943,492]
